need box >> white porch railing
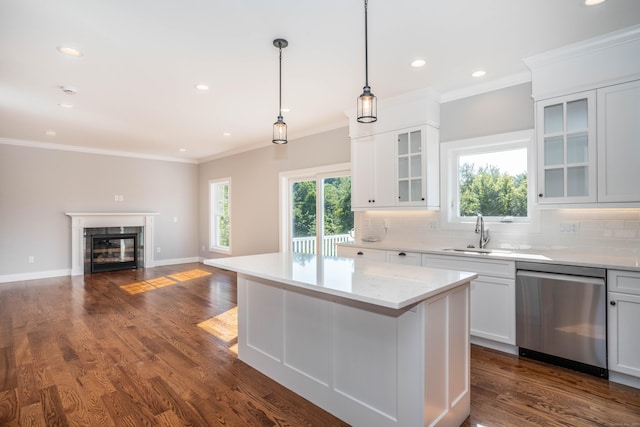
[292,234,352,256]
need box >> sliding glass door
[288,172,353,256]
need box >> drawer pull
[398,252,407,256]
[357,251,364,256]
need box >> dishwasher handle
[516,270,605,286]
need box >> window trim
[209,177,231,254]
[440,130,539,232]
[279,163,351,253]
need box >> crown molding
[440,71,532,103]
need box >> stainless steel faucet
[475,214,490,248]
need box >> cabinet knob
[421,197,425,201]
[538,193,543,198]
[610,301,616,306]
[357,251,364,256]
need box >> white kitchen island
[204,252,477,427]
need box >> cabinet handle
[610,301,616,306]
[398,252,406,256]
[357,251,364,256]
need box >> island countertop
[204,252,477,310]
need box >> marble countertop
[338,241,640,271]
[204,252,477,310]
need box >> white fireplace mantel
[66,212,159,276]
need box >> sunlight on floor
[119,269,211,295]
[197,307,238,343]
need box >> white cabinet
[422,254,516,346]
[351,125,439,210]
[351,134,395,209]
[386,250,421,266]
[608,270,640,378]
[395,126,440,209]
[336,245,387,262]
[536,91,597,204]
[597,80,640,203]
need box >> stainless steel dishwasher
[516,261,607,378]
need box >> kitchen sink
[442,248,513,255]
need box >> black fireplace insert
[90,233,138,273]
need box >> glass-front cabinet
[537,91,597,204]
[397,128,424,205]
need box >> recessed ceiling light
[585,0,606,5]
[471,70,487,78]
[223,132,231,136]
[411,59,426,68]
[56,46,83,57]
[45,130,56,137]
[194,84,209,91]
[58,103,74,109]
[179,148,187,152]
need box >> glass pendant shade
[357,86,377,123]
[273,115,287,144]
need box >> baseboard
[153,257,200,267]
[471,336,519,355]
[0,269,71,284]
[609,371,640,390]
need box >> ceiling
[1,0,639,163]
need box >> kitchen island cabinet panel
[608,270,640,386]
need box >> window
[442,130,537,230]
[279,163,353,256]
[210,178,231,253]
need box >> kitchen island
[204,252,477,427]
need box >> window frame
[209,177,231,254]
[440,130,539,232]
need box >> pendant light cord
[364,0,369,88]
[278,45,283,117]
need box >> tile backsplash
[355,208,640,257]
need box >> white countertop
[204,252,477,310]
[339,241,640,271]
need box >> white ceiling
[1,0,639,163]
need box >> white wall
[0,143,199,279]
[198,127,350,258]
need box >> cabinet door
[351,136,376,208]
[597,80,640,203]
[470,277,516,344]
[336,245,387,261]
[395,126,440,208]
[351,134,395,209]
[608,291,640,377]
[386,251,421,266]
[537,91,597,204]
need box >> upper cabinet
[597,79,640,203]
[525,25,640,207]
[536,91,597,204]
[347,89,441,211]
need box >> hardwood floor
[1,264,639,426]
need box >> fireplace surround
[66,212,158,275]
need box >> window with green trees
[210,179,230,252]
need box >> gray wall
[440,83,534,142]
[0,144,199,277]
[198,127,350,258]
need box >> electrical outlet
[428,221,438,230]
[156,247,161,253]
[173,216,178,223]
[28,256,35,264]
[560,222,579,233]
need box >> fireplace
[89,232,138,273]
[66,212,158,276]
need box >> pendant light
[357,0,377,123]
[272,38,288,144]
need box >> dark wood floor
[1,264,639,426]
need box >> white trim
[154,257,200,267]
[440,130,539,232]
[209,178,232,254]
[0,137,197,164]
[0,269,71,284]
[440,71,532,103]
[279,163,351,253]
